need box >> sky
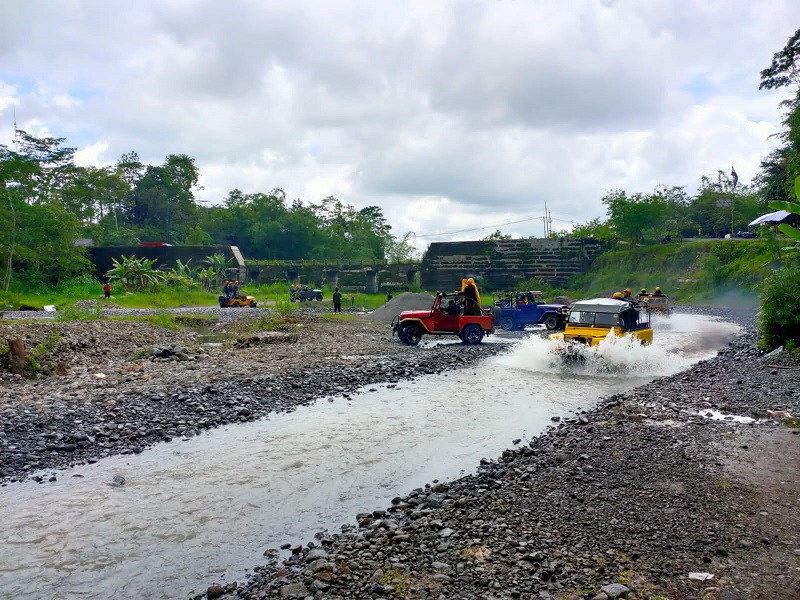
[1,0,798,251]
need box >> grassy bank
[0,277,392,312]
[524,240,782,303]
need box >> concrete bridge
[87,246,418,293]
[246,259,419,293]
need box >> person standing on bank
[333,287,342,313]
[103,282,111,299]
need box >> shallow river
[0,314,739,599]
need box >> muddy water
[0,314,739,600]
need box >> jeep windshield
[568,311,620,326]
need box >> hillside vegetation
[549,240,781,303]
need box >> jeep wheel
[399,323,423,346]
[500,316,515,331]
[544,314,560,330]
[460,324,484,345]
[250,302,257,308]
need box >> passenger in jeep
[443,299,462,315]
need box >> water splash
[499,313,740,378]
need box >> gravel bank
[194,313,800,600]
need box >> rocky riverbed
[0,312,503,484]
[188,315,798,600]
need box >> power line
[415,212,581,238]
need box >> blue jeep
[495,291,567,331]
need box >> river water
[0,314,739,599]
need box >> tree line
[0,134,414,288]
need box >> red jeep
[391,292,495,346]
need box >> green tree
[758,29,800,204]
[0,143,89,288]
[570,218,616,242]
[129,154,200,242]
[184,225,213,245]
[385,232,417,263]
[13,130,77,205]
[689,175,765,237]
[482,230,512,241]
[602,190,669,243]
[760,28,800,90]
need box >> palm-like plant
[105,255,166,291]
[204,253,233,290]
[166,259,200,288]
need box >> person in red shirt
[103,283,111,299]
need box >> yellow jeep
[548,298,653,349]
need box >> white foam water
[498,313,740,378]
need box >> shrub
[759,267,800,349]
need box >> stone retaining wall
[420,238,604,291]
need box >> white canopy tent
[748,210,792,227]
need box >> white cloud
[74,141,110,167]
[0,0,798,251]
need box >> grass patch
[379,568,412,594]
[0,275,400,312]
[319,313,358,321]
[783,417,800,428]
[244,282,391,310]
[132,347,153,360]
[231,312,301,333]
[54,303,104,322]
[112,311,214,330]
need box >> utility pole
[543,201,552,238]
[12,105,19,152]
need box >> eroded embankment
[204,327,800,600]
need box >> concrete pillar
[365,270,378,294]
[287,270,300,284]
[325,270,339,288]
[230,245,247,283]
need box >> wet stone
[600,583,631,599]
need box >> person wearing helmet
[622,288,634,302]
[611,291,624,299]
[652,286,664,297]
[638,288,648,301]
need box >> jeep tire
[544,314,560,330]
[460,324,484,345]
[399,323,423,346]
